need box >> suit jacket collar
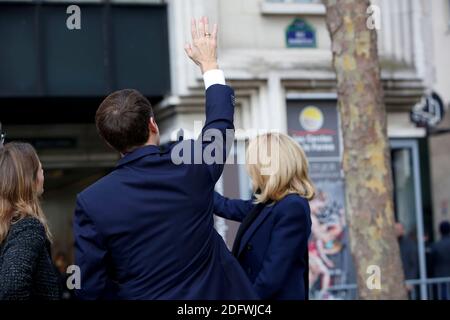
[238,203,275,257]
[116,143,171,168]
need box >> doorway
[391,139,427,299]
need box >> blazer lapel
[238,205,273,257]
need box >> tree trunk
[322,0,408,299]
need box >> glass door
[390,139,427,299]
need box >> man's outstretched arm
[184,17,235,182]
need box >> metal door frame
[391,139,428,299]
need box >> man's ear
[149,117,159,135]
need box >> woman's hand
[184,17,218,74]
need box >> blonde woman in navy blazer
[214,133,314,300]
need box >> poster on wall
[287,101,341,159]
[288,99,356,300]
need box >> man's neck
[120,140,160,157]
[144,141,158,147]
[146,134,160,147]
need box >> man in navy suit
[73,17,258,300]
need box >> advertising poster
[288,99,356,299]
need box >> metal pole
[411,140,428,300]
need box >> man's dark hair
[440,221,450,236]
[96,89,154,154]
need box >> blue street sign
[286,18,317,48]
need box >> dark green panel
[0,6,39,96]
[0,4,170,98]
[111,6,170,96]
[42,5,107,96]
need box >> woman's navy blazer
[214,192,311,300]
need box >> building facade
[160,0,450,298]
[1,0,449,299]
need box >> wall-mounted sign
[287,100,341,159]
[286,18,316,48]
[411,92,445,128]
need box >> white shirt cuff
[203,69,226,90]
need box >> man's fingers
[212,23,218,42]
[198,17,205,38]
[192,17,216,40]
[191,18,198,40]
[184,43,193,58]
[204,16,210,36]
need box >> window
[448,0,450,31]
[261,0,326,16]
[266,0,321,3]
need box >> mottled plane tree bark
[322,0,407,299]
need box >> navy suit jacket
[214,192,311,300]
[73,85,258,300]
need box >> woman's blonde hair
[0,142,51,243]
[246,132,315,204]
